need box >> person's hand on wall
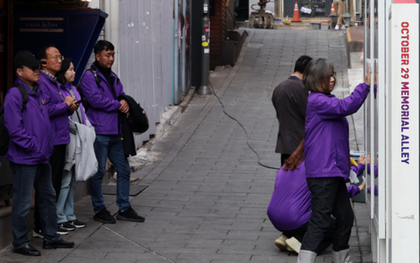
[358,155,366,165]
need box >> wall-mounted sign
[19,17,64,32]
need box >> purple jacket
[267,162,362,231]
[4,79,53,165]
[304,83,370,181]
[351,163,365,176]
[78,63,124,135]
[38,71,71,145]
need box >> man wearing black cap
[3,51,75,256]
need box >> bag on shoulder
[77,69,101,113]
[0,84,29,155]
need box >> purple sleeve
[80,71,121,112]
[347,185,360,198]
[314,83,370,119]
[4,89,36,153]
[43,86,68,118]
[354,163,365,176]
[374,164,378,178]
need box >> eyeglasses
[330,72,336,78]
[49,55,64,61]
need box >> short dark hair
[94,40,114,55]
[37,45,59,60]
[56,58,72,84]
[294,55,313,74]
[302,58,335,93]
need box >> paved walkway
[0,29,372,263]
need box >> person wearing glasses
[272,55,312,166]
[32,45,77,237]
[4,51,75,256]
[297,59,371,263]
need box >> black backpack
[0,84,29,155]
[77,69,101,113]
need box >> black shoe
[69,219,86,229]
[57,225,69,235]
[13,244,41,256]
[93,208,116,224]
[58,222,76,231]
[43,240,75,249]
[32,228,43,239]
[116,207,145,222]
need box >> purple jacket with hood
[304,83,370,181]
[78,63,124,135]
[4,78,53,165]
[38,71,71,145]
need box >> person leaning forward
[79,40,145,223]
[4,51,74,256]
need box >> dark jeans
[10,163,61,249]
[301,177,354,253]
[90,135,131,214]
[281,217,335,254]
[35,144,66,230]
[280,154,291,167]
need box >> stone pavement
[0,29,372,263]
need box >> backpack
[77,69,101,113]
[0,84,29,155]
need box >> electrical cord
[208,81,280,170]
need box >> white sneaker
[341,25,347,30]
[285,236,302,254]
[274,234,288,251]
[334,25,339,30]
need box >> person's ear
[95,53,100,61]
[16,68,23,77]
[40,59,47,68]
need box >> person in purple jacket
[297,59,371,263]
[268,140,365,255]
[33,45,77,237]
[5,51,74,256]
[79,40,144,223]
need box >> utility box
[320,23,329,30]
[309,20,320,30]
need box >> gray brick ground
[0,29,372,263]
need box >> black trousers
[35,144,67,229]
[281,217,335,254]
[301,177,354,253]
[280,154,291,167]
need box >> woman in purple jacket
[297,58,370,263]
[268,141,365,255]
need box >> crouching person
[4,51,74,256]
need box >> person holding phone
[54,58,94,231]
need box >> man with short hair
[79,40,144,223]
[33,45,77,236]
[4,51,74,256]
[272,55,312,166]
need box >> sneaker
[33,228,43,239]
[116,207,145,222]
[94,208,116,224]
[334,24,339,30]
[57,225,69,235]
[274,234,288,251]
[69,219,86,229]
[58,222,76,231]
[285,236,301,254]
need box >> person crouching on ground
[268,140,366,255]
[4,51,75,256]
[297,58,371,263]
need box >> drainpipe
[181,0,187,95]
[173,1,180,104]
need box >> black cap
[14,50,45,70]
